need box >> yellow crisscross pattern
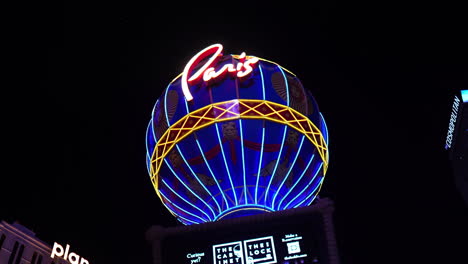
[150,99,328,196]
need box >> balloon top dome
[146,44,329,225]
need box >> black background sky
[3,1,468,264]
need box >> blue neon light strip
[163,159,214,220]
[254,64,267,204]
[285,162,323,209]
[294,175,325,208]
[277,154,315,210]
[263,126,288,205]
[163,84,172,125]
[239,119,247,204]
[214,123,238,205]
[462,90,468,103]
[213,204,274,221]
[304,176,326,206]
[161,179,212,222]
[272,135,306,209]
[156,191,183,219]
[278,66,290,106]
[151,98,160,120]
[255,125,266,203]
[262,66,291,205]
[183,97,229,210]
[259,64,266,100]
[160,88,217,219]
[320,112,329,145]
[174,145,221,214]
[159,190,203,224]
[145,120,152,173]
[195,139,229,209]
[146,121,151,159]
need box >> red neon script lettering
[181,44,259,101]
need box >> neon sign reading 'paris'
[181,44,259,101]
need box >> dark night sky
[3,1,468,264]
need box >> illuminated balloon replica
[146,44,329,225]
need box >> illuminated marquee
[181,44,259,101]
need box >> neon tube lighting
[272,135,306,209]
[163,160,214,220]
[214,123,238,205]
[462,90,468,103]
[263,126,288,205]
[284,162,323,209]
[161,178,212,222]
[175,145,221,214]
[255,126,266,204]
[294,175,325,208]
[159,191,203,224]
[277,154,316,210]
[239,119,247,204]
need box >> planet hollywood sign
[181,44,259,101]
[51,242,89,264]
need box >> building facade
[0,221,69,264]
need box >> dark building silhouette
[146,197,340,264]
[446,90,468,206]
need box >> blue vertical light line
[284,162,323,209]
[145,120,152,174]
[163,84,172,125]
[259,64,266,100]
[159,191,202,225]
[159,189,204,224]
[277,154,316,209]
[214,123,238,206]
[161,175,212,221]
[294,175,325,208]
[174,145,221,215]
[278,66,290,106]
[263,66,290,204]
[320,112,329,145]
[255,126,266,204]
[183,98,227,211]
[150,118,160,174]
[254,64,267,204]
[145,120,151,159]
[195,139,229,209]
[263,125,288,205]
[163,159,214,220]
[239,119,247,204]
[272,135,306,209]
[303,177,326,207]
[157,191,192,223]
[162,85,218,217]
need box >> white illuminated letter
[64,244,70,260]
[237,57,259,78]
[80,258,89,264]
[181,44,223,101]
[51,242,64,258]
[68,252,80,264]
